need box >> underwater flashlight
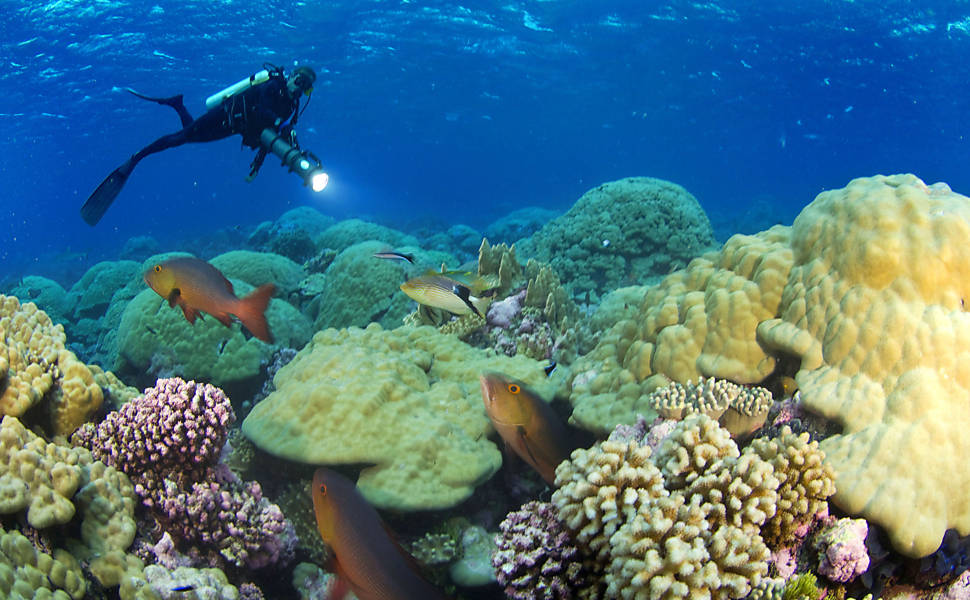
[258,128,329,192]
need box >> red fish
[311,468,450,600]
[144,256,275,343]
[480,372,573,485]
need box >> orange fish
[144,257,275,343]
[479,372,572,485]
[311,468,449,600]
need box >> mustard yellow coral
[0,415,137,576]
[0,526,87,600]
[0,295,103,435]
[756,174,970,557]
[569,227,793,434]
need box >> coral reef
[517,177,718,300]
[493,500,587,599]
[755,174,970,557]
[568,225,792,435]
[210,250,307,300]
[114,280,311,388]
[311,240,419,330]
[73,377,292,570]
[550,415,836,600]
[568,174,970,560]
[0,294,103,434]
[242,323,562,510]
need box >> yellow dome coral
[0,295,103,435]
[757,174,970,557]
[569,227,793,434]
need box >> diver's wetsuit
[129,72,300,166]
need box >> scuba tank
[205,69,271,109]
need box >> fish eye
[319,484,327,495]
[508,384,520,394]
[153,265,161,273]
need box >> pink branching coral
[73,377,293,570]
[494,500,587,599]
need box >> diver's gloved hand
[246,148,268,182]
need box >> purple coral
[816,518,870,583]
[73,377,293,570]
[74,377,233,487]
[494,500,586,600]
[155,465,294,569]
[487,290,525,329]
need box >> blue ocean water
[2,0,968,281]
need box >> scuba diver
[81,64,318,226]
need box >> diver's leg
[80,129,188,226]
[126,88,194,128]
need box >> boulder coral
[517,177,718,300]
[242,323,563,510]
[569,227,792,434]
[757,174,970,558]
[0,294,103,434]
[0,415,137,587]
[114,282,311,388]
[570,173,970,559]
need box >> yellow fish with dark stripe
[400,273,491,317]
[312,468,450,600]
[479,372,573,485]
[144,256,275,343]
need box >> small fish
[373,250,414,264]
[779,375,798,398]
[479,372,573,485]
[543,361,557,377]
[172,585,195,592]
[312,468,450,600]
[400,273,490,317]
[143,257,275,343]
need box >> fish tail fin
[236,284,276,343]
[472,295,492,317]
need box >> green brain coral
[517,177,717,301]
[114,282,311,387]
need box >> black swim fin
[125,88,192,127]
[80,159,134,226]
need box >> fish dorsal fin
[167,288,181,308]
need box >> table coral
[568,226,792,434]
[242,323,562,510]
[756,174,970,557]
